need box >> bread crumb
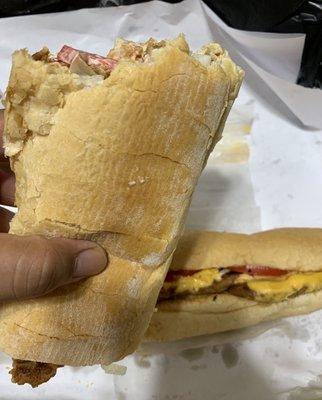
[141,252,162,266]
[101,363,127,376]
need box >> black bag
[203,0,322,88]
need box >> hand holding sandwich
[0,35,243,377]
[0,110,107,301]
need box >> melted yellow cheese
[163,268,322,303]
[248,272,322,302]
[235,273,254,284]
[163,268,221,295]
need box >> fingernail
[73,245,107,278]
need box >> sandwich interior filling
[31,39,168,89]
[160,266,322,303]
[31,37,224,86]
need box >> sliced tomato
[165,270,197,282]
[57,45,79,65]
[229,265,288,277]
[165,265,288,282]
[57,45,117,73]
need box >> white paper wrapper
[187,163,260,233]
[1,1,322,399]
[200,2,322,129]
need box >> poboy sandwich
[8,227,322,387]
[0,34,243,383]
[146,228,322,342]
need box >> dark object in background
[0,0,107,15]
[203,0,322,88]
[0,0,321,88]
[0,0,155,15]
[202,0,305,31]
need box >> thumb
[0,233,108,301]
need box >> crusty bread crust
[145,290,322,342]
[0,255,167,365]
[171,229,322,272]
[0,37,242,365]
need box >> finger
[0,206,14,233]
[0,109,5,162]
[0,169,15,206]
[0,161,11,172]
[0,234,108,301]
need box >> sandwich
[9,227,321,387]
[146,228,322,342]
[0,35,243,385]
